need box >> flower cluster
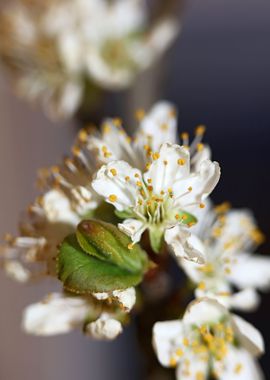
[0,0,179,120]
[0,102,269,378]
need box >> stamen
[110,168,117,176]
[109,194,117,203]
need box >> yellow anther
[109,194,117,203]
[135,109,145,121]
[199,263,214,274]
[78,129,88,142]
[134,173,140,178]
[181,132,189,140]
[197,143,204,152]
[144,144,150,151]
[51,165,60,174]
[175,214,180,220]
[169,108,176,118]
[198,282,206,290]
[128,243,134,250]
[177,158,186,166]
[163,160,168,165]
[199,203,205,209]
[188,186,193,192]
[125,176,130,182]
[225,267,231,275]
[176,348,183,357]
[110,168,117,176]
[102,123,111,134]
[147,186,153,192]
[160,190,165,195]
[250,228,265,245]
[195,125,206,136]
[169,357,177,368]
[196,372,205,380]
[214,202,231,214]
[183,338,189,346]
[136,181,143,187]
[234,363,243,374]
[113,118,122,127]
[152,152,160,160]
[145,163,151,171]
[72,146,81,156]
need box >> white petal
[22,293,89,336]
[118,219,146,243]
[112,288,136,312]
[215,346,264,380]
[183,298,228,326]
[4,260,30,283]
[85,314,122,340]
[42,189,80,225]
[173,159,221,210]
[229,253,270,291]
[191,145,211,172]
[144,143,190,194]
[92,161,140,211]
[165,227,205,264]
[230,288,260,312]
[232,315,264,356]
[88,119,138,166]
[136,101,177,151]
[152,320,184,367]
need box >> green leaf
[57,221,148,294]
[114,208,134,220]
[149,227,164,254]
[76,220,147,273]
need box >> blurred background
[0,0,270,378]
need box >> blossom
[180,205,270,311]
[23,290,134,339]
[152,298,264,380]
[92,142,220,257]
[0,190,79,282]
[87,101,211,172]
[0,0,179,120]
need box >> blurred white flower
[180,206,269,311]
[92,141,220,257]
[0,0,179,120]
[153,298,264,380]
[23,291,131,339]
[0,189,80,282]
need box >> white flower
[153,298,264,380]
[23,293,90,336]
[87,102,211,173]
[0,0,179,119]
[0,186,95,282]
[88,101,178,170]
[180,207,269,311]
[22,292,129,339]
[92,142,220,258]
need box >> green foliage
[57,220,148,294]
